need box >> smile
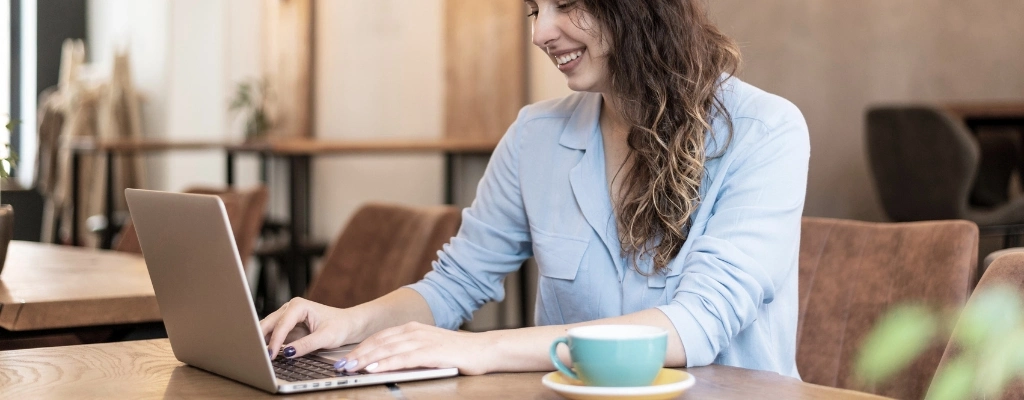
[555,50,584,66]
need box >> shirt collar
[558,92,603,150]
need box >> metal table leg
[287,155,312,298]
[101,151,115,249]
[71,151,81,246]
[444,152,455,205]
[225,151,235,187]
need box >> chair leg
[256,255,279,316]
[1007,227,1023,248]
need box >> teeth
[557,50,584,66]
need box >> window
[1,0,10,124]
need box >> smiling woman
[261,0,809,379]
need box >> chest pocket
[532,228,589,280]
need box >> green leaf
[955,285,1022,347]
[926,358,975,400]
[4,115,19,133]
[855,304,938,385]
[974,328,1024,397]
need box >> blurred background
[3,0,1024,330]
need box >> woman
[262,0,808,378]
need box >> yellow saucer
[541,369,695,400]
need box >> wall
[311,0,517,330]
[709,0,1024,220]
[88,0,262,194]
[87,0,453,309]
[310,0,445,243]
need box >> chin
[565,78,600,93]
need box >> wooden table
[943,101,1024,131]
[0,241,158,331]
[224,138,499,303]
[63,137,503,316]
[0,339,888,399]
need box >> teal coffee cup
[549,325,668,387]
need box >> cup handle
[550,337,579,381]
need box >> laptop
[125,189,459,394]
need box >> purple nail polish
[343,359,359,371]
[268,349,274,358]
[333,358,348,370]
[283,346,296,358]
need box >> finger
[371,349,449,374]
[353,322,429,354]
[259,302,290,340]
[347,323,423,362]
[344,338,425,372]
[267,301,309,358]
[285,329,335,359]
[367,322,422,343]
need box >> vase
[0,205,12,274]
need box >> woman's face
[525,0,611,93]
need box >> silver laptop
[125,189,458,394]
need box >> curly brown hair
[576,0,741,274]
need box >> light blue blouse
[407,76,809,378]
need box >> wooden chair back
[797,217,978,399]
[115,185,269,272]
[305,203,461,309]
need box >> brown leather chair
[305,203,461,309]
[927,252,1024,400]
[798,217,978,399]
[115,185,269,272]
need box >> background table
[0,339,890,399]
[943,101,1024,131]
[0,241,158,330]
[64,137,503,315]
[943,102,1024,245]
[66,138,228,248]
[0,241,160,349]
[225,138,499,302]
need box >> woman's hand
[339,322,496,376]
[260,297,361,359]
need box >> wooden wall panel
[444,0,526,140]
[263,0,313,138]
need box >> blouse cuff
[406,279,461,330]
[656,299,718,368]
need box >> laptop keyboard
[273,356,364,382]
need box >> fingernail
[283,346,296,358]
[333,358,348,370]
[365,362,379,372]
[343,359,359,371]
[268,349,275,358]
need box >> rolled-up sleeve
[406,109,533,330]
[656,106,810,367]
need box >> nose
[531,10,560,51]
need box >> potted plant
[856,285,1024,399]
[0,116,19,273]
[228,78,273,141]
